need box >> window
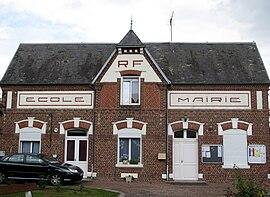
[223,129,249,169]
[174,130,197,139]
[122,77,139,105]
[119,138,140,163]
[8,154,24,163]
[25,155,45,165]
[114,125,146,168]
[19,127,42,153]
[67,128,87,136]
[119,138,141,165]
[20,141,40,154]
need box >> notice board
[248,145,266,164]
[202,144,222,163]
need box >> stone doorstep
[165,180,207,185]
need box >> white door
[65,130,88,178]
[173,130,198,180]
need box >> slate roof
[117,30,145,47]
[1,44,116,85]
[146,42,269,84]
[1,31,269,85]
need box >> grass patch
[1,186,119,197]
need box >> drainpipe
[89,83,96,178]
[46,113,53,148]
[166,84,171,181]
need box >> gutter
[166,83,172,181]
[89,83,96,178]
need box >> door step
[165,180,207,185]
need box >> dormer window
[121,77,140,105]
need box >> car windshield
[41,155,61,164]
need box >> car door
[5,154,26,179]
[24,154,50,180]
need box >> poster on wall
[202,145,223,163]
[248,145,266,164]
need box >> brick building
[0,29,269,182]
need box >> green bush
[225,169,268,197]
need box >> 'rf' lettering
[118,60,143,67]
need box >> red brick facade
[0,81,269,183]
[0,33,269,183]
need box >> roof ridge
[117,30,145,47]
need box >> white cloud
[0,26,10,39]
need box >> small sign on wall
[202,145,223,163]
[17,91,94,109]
[248,145,266,164]
[168,91,251,109]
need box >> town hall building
[0,29,269,183]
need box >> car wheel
[50,173,62,186]
[0,172,6,184]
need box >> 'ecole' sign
[17,91,94,109]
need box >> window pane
[123,81,130,104]
[174,131,184,138]
[67,129,87,136]
[26,155,43,164]
[67,140,75,161]
[131,138,140,163]
[32,142,40,153]
[131,80,139,103]
[21,142,31,153]
[119,138,129,162]
[187,131,197,138]
[8,155,24,163]
[79,140,87,161]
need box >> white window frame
[120,77,140,105]
[18,127,42,153]
[20,141,40,154]
[116,128,143,168]
[222,129,250,169]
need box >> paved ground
[84,179,234,197]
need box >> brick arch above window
[217,118,252,136]
[15,117,47,134]
[59,117,93,135]
[168,119,204,136]
[120,70,142,76]
[113,118,147,135]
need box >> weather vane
[130,16,133,30]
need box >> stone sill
[115,164,144,168]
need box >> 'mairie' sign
[168,91,251,109]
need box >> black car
[0,153,83,185]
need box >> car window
[8,154,24,163]
[25,155,45,165]
[0,156,8,161]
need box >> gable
[100,53,162,83]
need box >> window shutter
[223,129,249,168]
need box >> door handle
[181,160,183,163]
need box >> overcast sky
[0,0,270,83]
